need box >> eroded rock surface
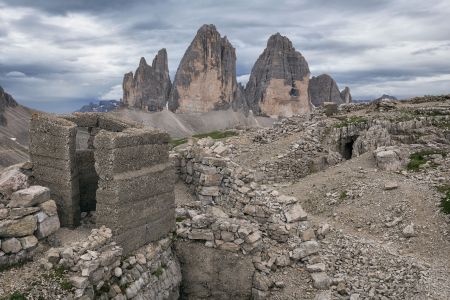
[309,74,344,107]
[245,33,311,117]
[122,49,171,111]
[169,24,245,113]
[0,86,18,126]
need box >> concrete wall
[29,113,80,227]
[175,241,254,300]
[94,128,176,254]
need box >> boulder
[9,186,50,208]
[0,215,37,238]
[1,237,22,253]
[284,203,308,223]
[39,200,58,216]
[19,235,38,249]
[246,33,311,117]
[373,146,405,171]
[35,215,60,239]
[291,241,320,260]
[0,164,29,200]
[310,272,331,290]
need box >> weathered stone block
[1,237,22,253]
[9,186,50,208]
[36,215,60,239]
[284,203,308,223]
[0,215,37,238]
[19,235,38,249]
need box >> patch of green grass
[152,266,164,278]
[437,185,450,214]
[334,116,368,128]
[0,291,28,300]
[169,138,188,147]
[339,191,348,200]
[175,216,186,222]
[192,130,238,140]
[43,265,72,291]
[407,150,447,171]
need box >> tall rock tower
[308,74,346,107]
[245,33,311,117]
[122,48,171,111]
[168,24,245,113]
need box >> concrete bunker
[29,112,175,253]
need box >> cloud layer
[0,0,449,112]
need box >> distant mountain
[0,86,31,169]
[374,94,398,102]
[77,100,121,112]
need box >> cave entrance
[340,136,357,160]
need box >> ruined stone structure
[168,24,246,113]
[245,33,311,117]
[29,112,175,253]
[122,49,172,111]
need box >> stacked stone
[0,184,60,267]
[94,127,176,254]
[43,227,181,299]
[29,113,80,227]
[172,144,332,298]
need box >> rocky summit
[309,74,351,107]
[122,48,171,111]
[246,33,311,117]
[168,24,245,113]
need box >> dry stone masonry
[0,168,60,268]
[29,112,176,254]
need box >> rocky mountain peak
[309,74,345,107]
[168,24,246,113]
[122,48,171,111]
[245,33,311,117]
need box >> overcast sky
[0,0,449,112]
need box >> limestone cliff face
[168,24,243,113]
[0,86,18,126]
[309,74,344,107]
[122,49,171,111]
[245,33,311,117]
[340,87,352,104]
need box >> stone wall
[172,144,333,298]
[0,179,60,268]
[42,226,181,299]
[30,112,176,254]
[29,113,80,228]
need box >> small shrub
[175,216,185,222]
[1,291,27,300]
[334,116,367,128]
[152,266,164,278]
[339,191,347,200]
[407,150,447,171]
[437,185,450,214]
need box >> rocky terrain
[0,94,448,300]
[121,24,350,117]
[77,100,121,113]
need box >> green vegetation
[192,130,238,139]
[152,264,167,278]
[169,137,188,147]
[169,130,239,147]
[339,191,348,200]
[334,116,368,128]
[432,119,450,129]
[0,291,27,300]
[406,150,447,171]
[43,265,73,291]
[175,216,186,222]
[437,185,450,214]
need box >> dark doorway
[343,140,354,160]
